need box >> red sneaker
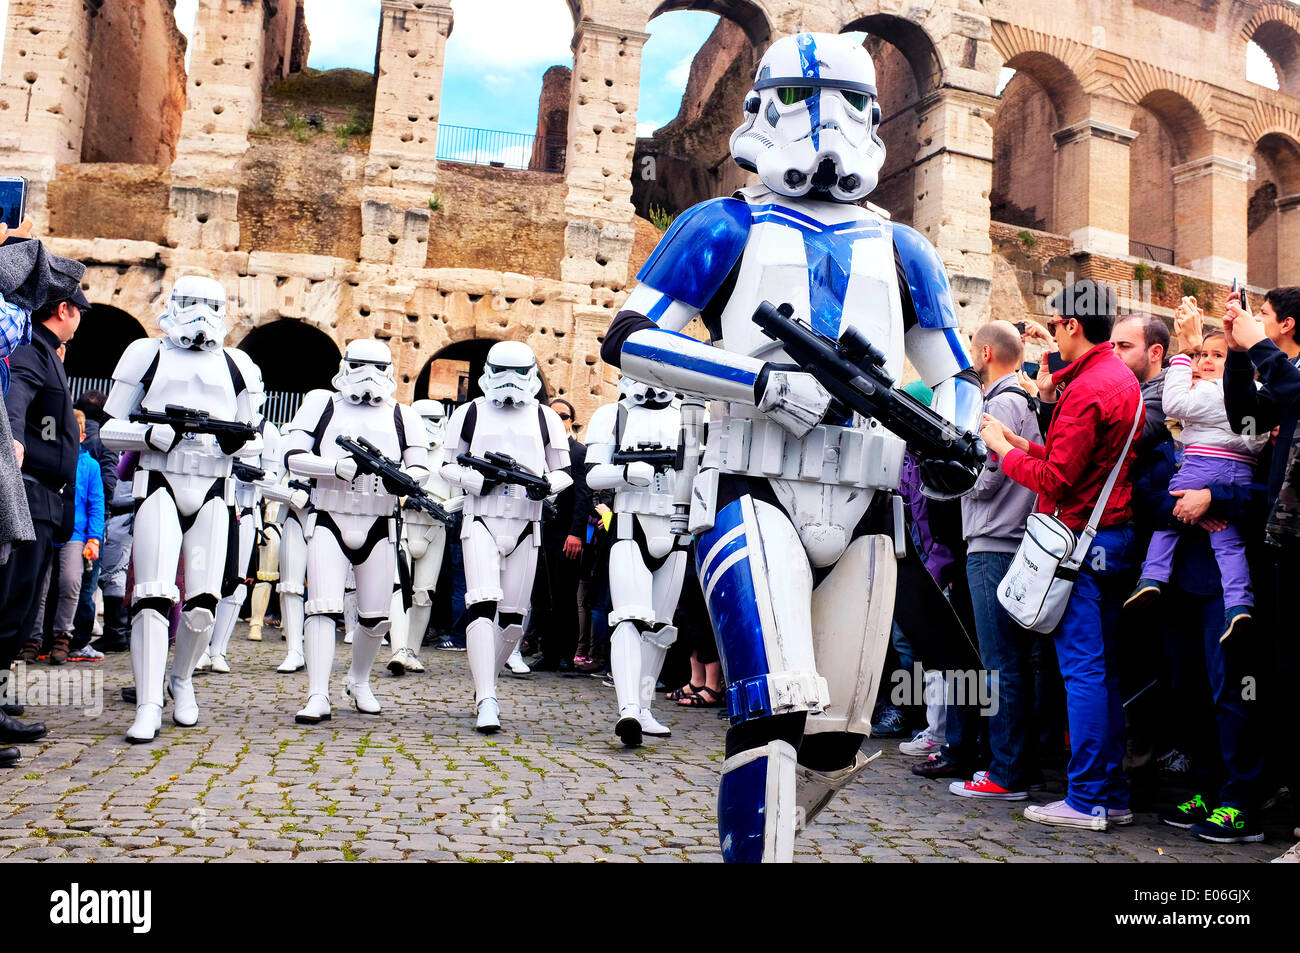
[948,774,1028,800]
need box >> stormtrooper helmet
[730,32,885,203]
[333,339,397,406]
[245,361,268,423]
[411,398,448,450]
[159,275,228,351]
[619,376,673,409]
[479,341,540,407]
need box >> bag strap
[1067,395,1144,564]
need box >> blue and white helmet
[730,32,885,203]
[619,375,673,408]
[160,275,228,351]
[479,340,540,407]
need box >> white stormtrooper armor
[247,463,312,671]
[387,399,464,675]
[281,340,430,723]
[601,33,985,862]
[586,378,689,746]
[440,341,572,733]
[203,370,280,674]
[100,275,261,743]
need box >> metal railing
[66,379,305,427]
[1129,241,1174,265]
[435,123,566,173]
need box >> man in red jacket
[981,282,1143,831]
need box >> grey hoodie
[961,373,1044,554]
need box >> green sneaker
[1191,805,1265,844]
[1160,793,1211,829]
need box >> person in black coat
[524,398,592,672]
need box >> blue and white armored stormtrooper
[282,340,431,723]
[201,369,280,674]
[386,399,463,675]
[441,342,572,734]
[586,378,689,747]
[601,33,985,862]
[101,275,263,743]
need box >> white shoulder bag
[997,399,1143,634]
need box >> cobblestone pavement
[0,627,1284,862]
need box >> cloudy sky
[0,1,1286,132]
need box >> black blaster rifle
[231,461,265,484]
[457,451,557,514]
[288,479,313,494]
[334,434,453,526]
[130,404,258,455]
[752,301,986,477]
[611,444,679,473]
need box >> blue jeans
[1054,525,1134,814]
[446,536,467,647]
[967,549,1048,791]
[71,556,101,647]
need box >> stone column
[1172,154,1251,283]
[1052,118,1137,258]
[561,21,650,291]
[166,0,271,251]
[1276,193,1300,284]
[360,1,454,267]
[0,0,96,232]
[911,87,998,330]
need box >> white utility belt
[311,484,395,518]
[464,489,542,522]
[614,487,676,517]
[705,415,906,489]
[140,446,231,480]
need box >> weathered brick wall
[48,163,172,245]
[991,73,1056,231]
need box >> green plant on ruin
[334,109,374,145]
[1017,230,1037,249]
[1152,265,1168,295]
[1133,261,1152,283]
[1181,275,1203,299]
[649,204,677,232]
[428,194,443,212]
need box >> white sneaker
[194,652,212,673]
[1024,799,1108,831]
[343,674,381,714]
[295,693,331,724]
[504,649,530,676]
[343,631,353,644]
[899,730,943,757]
[168,676,199,727]
[476,697,500,734]
[277,650,305,674]
[1272,841,1300,863]
[386,649,407,677]
[126,704,162,744]
[209,653,230,674]
[401,648,424,673]
[638,710,671,737]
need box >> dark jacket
[1224,340,1300,502]
[545,436,590,544]
[1002,341,1143,533]
[4,322,77,524]
[81,417,119,503]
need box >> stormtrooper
[386,399,462,676]
[100,275,263,743]
[281,340,430,723]
[201,369,280,674]
[440,342,572,733]
[600,33,985,861]
[585,378,689,747]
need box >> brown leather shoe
[17,640,40,664]
[48,634,70,666]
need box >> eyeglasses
[1048,317,1072,332]
[557,413,573,421]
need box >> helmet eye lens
[844,91,870,111]
[778,86,815,106]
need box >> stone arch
[81,0,188,165]
[842,13,943,100]
[646,0,773,50]
[1248,132,1300,288]
[990,23,1091,124]
[236,319,342,395]
[65,304,148,381]
[1238,2,1300,96]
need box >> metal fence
[435,123,566,173]
[67,378,305,427]
[1129,241,1174,265]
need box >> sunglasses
[557,413,573,421]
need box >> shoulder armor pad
[397,403,428,450]
[892,223,958,330]
[225,347,261,393]
[538,403,568,449]
[110,337,163,384]
[286,389,333,433]
[636,197,752,311]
